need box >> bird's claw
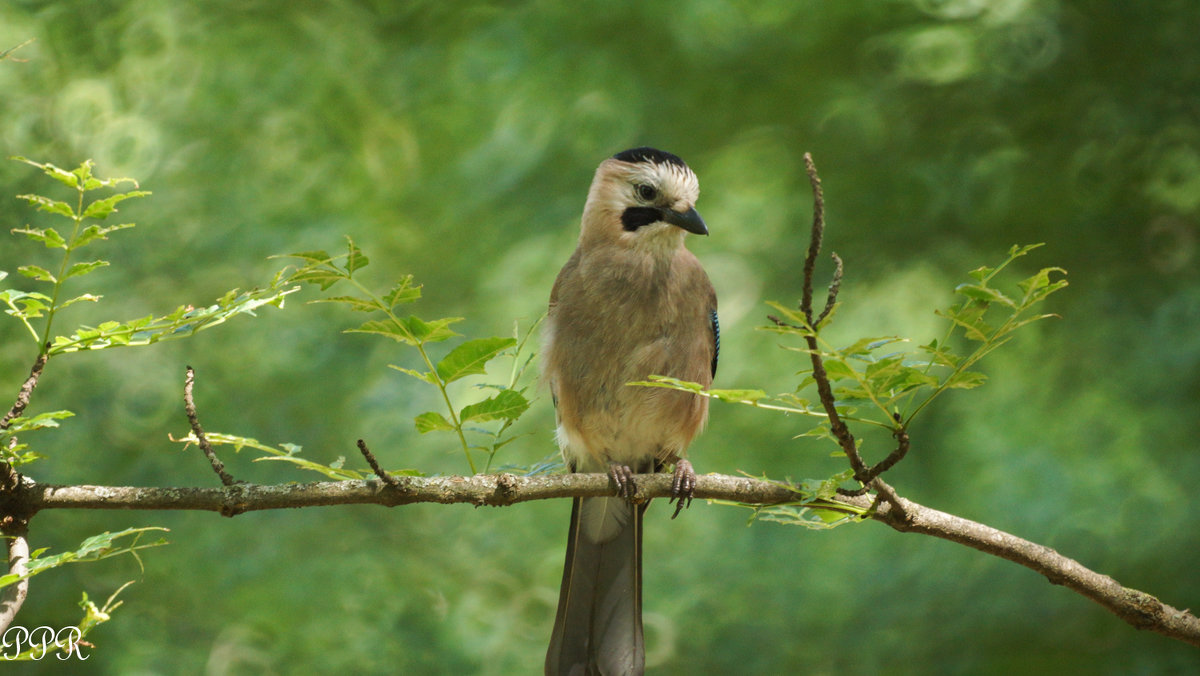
[668,458,696,519]
[608,463,638,501]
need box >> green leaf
[0,526,169,589]
[708,388,769,403]
[821,359,857,381]
[48,285,299,354]
[388,364,437,385]
[16,193,75,218]
[1,290,52,319]
[936,305,992,342]
[348,319,415,344]
[310,295,383,312]
[1017,267,1069,305]
[864,357,935,391]
[398,315,463,344]
[414,411,454,433]
[283,250,333,264]
[436,337,517,384]
[840,336,904,358]
[344,237,369,275]
[954,283,1015,308]
[1009,242,1044,258]
[967,265,994,282]
[12,157,79,188]
[81,191,150,220]
[629,375,706,393]
[73,222,136,248]
[763,301,812,332]
[460,389,530,424]
[17,265,55,283]
[943,370,988,389]
[64,260,109,280]
[384,276,422,308]
[290,267,345,290]
[58,293,102,309]
[254,455,364,480]
[11,226,67,249]
[71,159,96,189]
[918,339,960,367]
[1,410,75,434]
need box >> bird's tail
[546,496,646,676]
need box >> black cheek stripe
[621,206,662,232]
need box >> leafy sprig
[3,158,299,359]
[5,157,148,352]
[638,244,1067,526]
[280,239,534,474]
[759,243,1066,431]
[2,159,298,467]
[0,527,168,590]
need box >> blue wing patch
[710,309,720,378]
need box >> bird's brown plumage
[544,148,717,676]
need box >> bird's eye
[635,184,658,202]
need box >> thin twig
[356,439,399,487]
[799,153,825,323]
[1,353,48,430]
[0,39,35,63]
[795,155,873,489]
[183,367,237,487]
[866,417,910,478]
[815,252,843,326]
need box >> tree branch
[24,472,798,512]
[0,521,30,634]
[1,353,47,431]
[857,493,1200,648]
[183,367,238,487]
[11,471,1199,647]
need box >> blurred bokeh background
[2,1,1199,673]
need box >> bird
[542,147,718,676]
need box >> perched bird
[543,147,718,676]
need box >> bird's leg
[668,458,696,519]
[607,463,638,501]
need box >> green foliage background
[2,1,1199,673]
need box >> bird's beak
[663,207,708,236]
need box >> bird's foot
[607,463,638,501]
[668,458,696,519]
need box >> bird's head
[580,147,706,251]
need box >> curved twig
[356,439,400,487]
[183,367,237,487]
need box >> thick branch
[25,473,799,512]
[842,492,1200,647]
[13,471,1200,647]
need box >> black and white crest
[612,147,688,169]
